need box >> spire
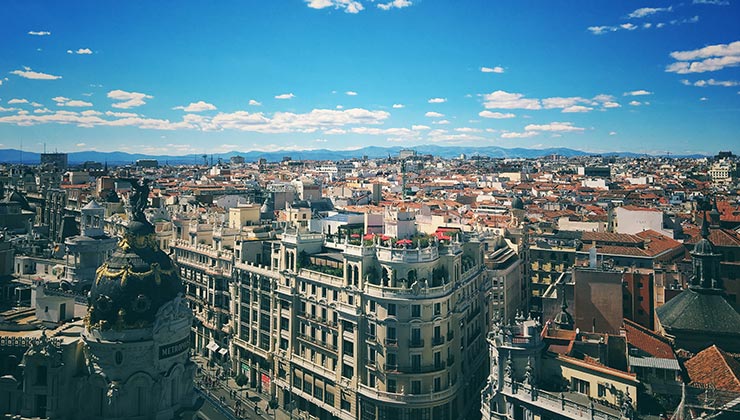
[709,197,721,227]
[700,208,710,240]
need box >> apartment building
[172,209,493,420]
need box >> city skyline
[1,1,739,156]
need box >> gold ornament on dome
[95,261,175,287]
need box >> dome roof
[511,196,524,210]
[553,306,574,329]
[86,220,183,331]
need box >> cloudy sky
[1,0,739,155]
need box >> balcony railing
[432,336,445,346]
[385,338,398,347]
[409,339,425,348]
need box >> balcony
[409,339,425,349]
[384,338,398,347]
[357,381,460,404]
[432,336,445,346]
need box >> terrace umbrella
[363,233,375,240]
[380,235,391,241]
[351,233,360,238]
[396,239,412,246]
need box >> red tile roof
[623,319,676,359]
[685,345,740,393]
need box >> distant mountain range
[0,145,708,165]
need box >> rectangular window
[572,377,590,395]
[412,304,421,317]
[341,397,351,412]
[387,378,396,393]
[411,380,421,394]
[434,302,441,315]
[388,303,396,316]
[342,363,354,379]
[369,300,376,312]
[343,339,354,356]
[434,377,442,392]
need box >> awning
[206,341,220,352]
[218,347,229,356]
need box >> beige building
[173,209,493,420]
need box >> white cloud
[67,48,93,55]
[524,122,584,132]
[392,104,405,108]
[173,101,217,112]
[428,97,447,103]
[434,119,450,125]
[482,90,541,110]
[412,125,430,130]
[425,111,445,118]
[76,143,86,147]
[345,91,358,96]
[0,107,17,112]
[620,23,637,31]
[588,25,618,35]
[0,106,391,134]
[10,67,61,80]
[248,99,262,106]
[501,131,538,139]
[602,101,621,108]
[479,111,515,119]
[336,105,344,109]
[609,131,617,136]
[307,0,365,13]
[629,100,644,106]
[33,108,51,114]
[693,0,729,4]
[28,31,51,36]
[81,110,102,116]
[8,98,28,104]
[542,97,587,109]
[700,97,709,101]
[378,0,412,11]
[324,128,347,135]
[562,105,593,113]
[64,100,93,107]
[628,7,672,19]
[30,102,43,107]
[105,111,138,118]
[666,41,740,74]
[455,127,482,133]
[107,89,153,108]
[275,93,295,100]
[481,66,505,73]
[684,78,739,87]
[624,90,653,96]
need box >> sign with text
[159,337,189,360]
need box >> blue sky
[1,0,739,156]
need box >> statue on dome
[129,178,150,223]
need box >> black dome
[87,220,183,331]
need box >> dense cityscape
[0,149,738,420]
[2,1,740,419]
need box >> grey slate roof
[656,288,740,335]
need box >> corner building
[173,209,493,420]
